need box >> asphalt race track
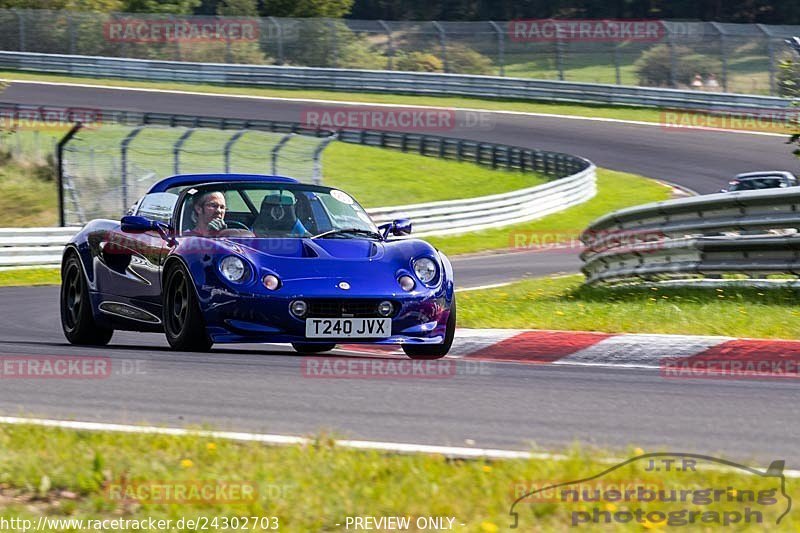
[2,80,800,462]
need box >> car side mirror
[391,218,412,236]
[121,215,156,232]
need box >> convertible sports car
[60,174,456,359]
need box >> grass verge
[429,168,672,256]
[0,423,794,531]
[0,152,57,227]
[0,267,60,287]
[0,71,791,134]
[459,274,800,339]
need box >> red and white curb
[340,329,800,377]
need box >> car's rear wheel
[163,263,213,352]
[292,343,336,354]
[60,252,113,345]
[402,298,456,360]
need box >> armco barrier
[580,187,800,285]
[0,51,793,112]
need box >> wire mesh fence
[0,9,799,95]
[16,124,335,226]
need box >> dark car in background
[721,171,798,192]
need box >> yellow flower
[480,522,498,533]
[482,465,492,473]
[180,459,194,468]
[555,311,565,316]
[716,288,724,292]
[649,298,657,302]
[605,503,618,512]
[633,447,645,456]
[650,287,659,291]
[728,489,738,498]
[206,443,217,452]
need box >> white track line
[2,415,798,478]
[1,78,788,138]
[456,282,511,292]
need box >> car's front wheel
[292,343,336,354]
[60,252,113,346]
[402,298,456,360]
[163,263,213,352]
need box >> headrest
[260,192,296,209]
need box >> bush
[444,44,494,75]
[778,60,800,97]
[394,51,443,72]
[634,44,717,87]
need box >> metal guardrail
[0,164,596,268]
[580,187,800,285]
[0,52,793,112]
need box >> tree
[216,0,257,16]
[123,0,201,14]
[259,0,354,18]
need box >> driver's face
[196,192,226,224]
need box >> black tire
[402,297,456,360]
[292,343,336,354]
[163,262,213,352]
[60,252,113,346]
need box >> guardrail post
[613,42,621,85]
[13,9,25,52]
[223,129,248,173]
[268,17,284,65]
[120,126,143,215]
[667,30,677,88]
[378,20,394,70]
[489,21,505,76]
[57,122,84,227]
[67,13,76,55]
[327,19,339,67]
[311,133,337,185]
[758,24,776,95]
[271,133,293,174]
[555,37,565,81]
[711,23,728,92]
[173,128,195,175]
[432,21,448,72]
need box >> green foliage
[259,0,353,18]
[215,0,256,16]
[633,44,717,87]
[394,51,443,72]
[782,60,800,160]
[123,0,201,14]
[444,44,494,75]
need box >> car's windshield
[174,183,378,239]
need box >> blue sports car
[60,174,456,359]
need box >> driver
[188,191,227,236]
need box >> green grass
[0,153,58,227]
[459,274,800,339]
[0,267,60,287]
[1,70,793,133]
[429,168,672,256]
[323,143,545,208]
[0,423,795,531]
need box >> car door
[95,193,177,317]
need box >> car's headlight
[413,257,438,284]
[220,256,247,282]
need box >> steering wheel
[226,220,250,230]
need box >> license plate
[305,318,391,338]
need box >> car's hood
[217,237,439,294]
